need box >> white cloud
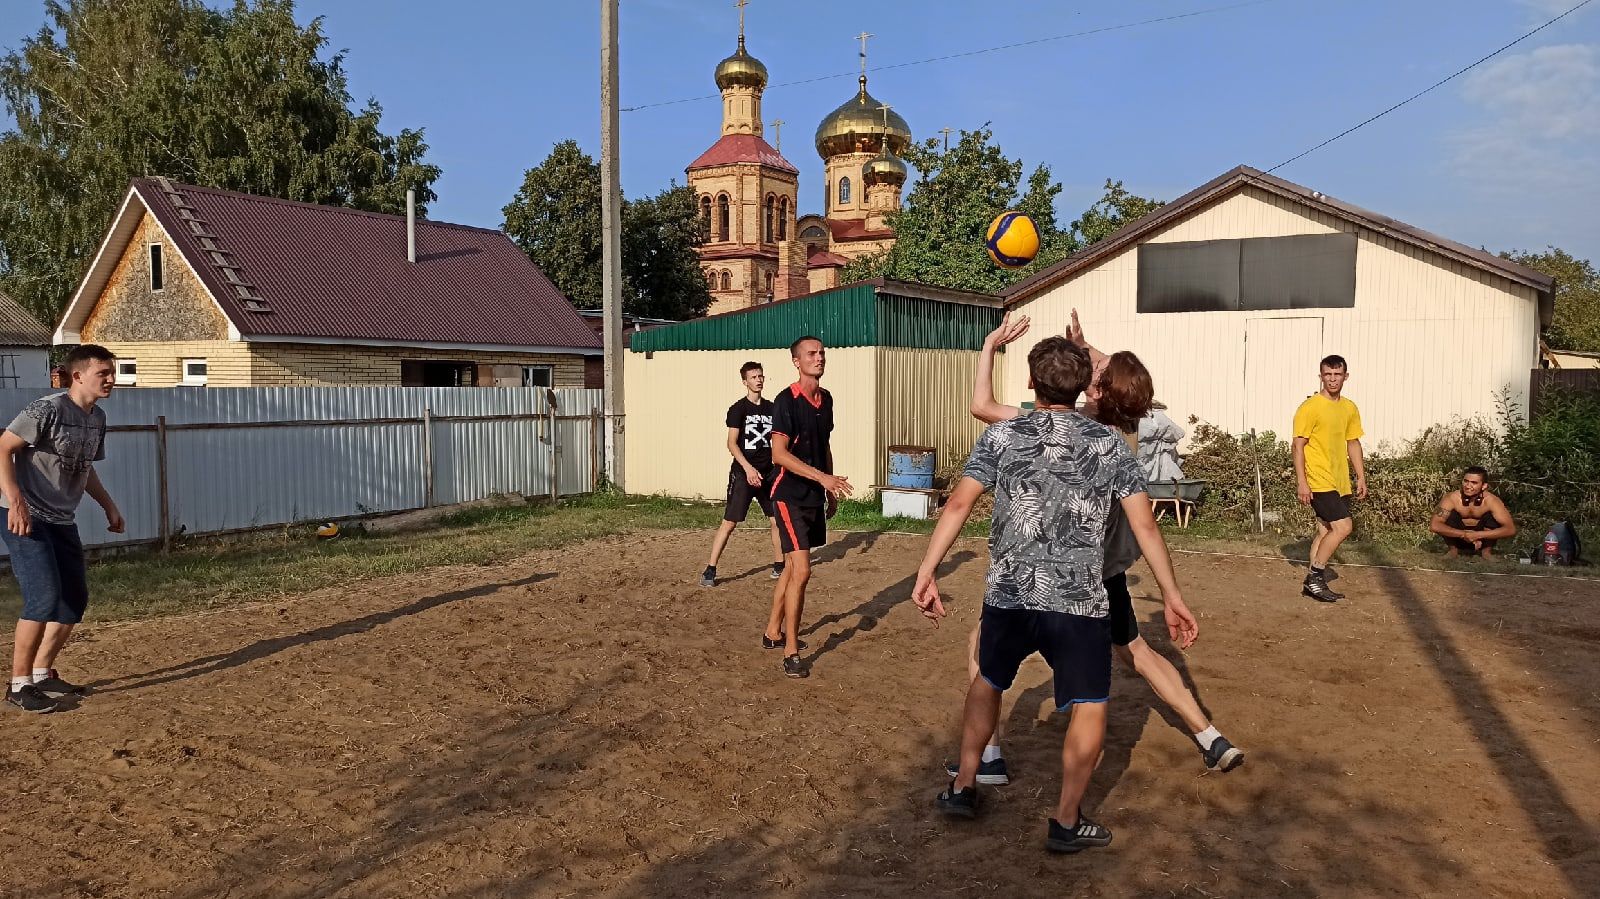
[1461,43,1600,140]
[1516,0,1589,17]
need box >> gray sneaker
[5,684,59,714]
[32,669,86,698]
[700,566,716,587]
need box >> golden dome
[815,76,912,160]
[715,37,768,90]
[862,152,907,187]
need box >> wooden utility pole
[600,0,625,490]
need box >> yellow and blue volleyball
[985,211,1040,268]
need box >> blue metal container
[887,445,936,489]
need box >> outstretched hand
[985,312,1031,348]
[1067,308,1087,347]
[912,571,947,627]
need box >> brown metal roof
[129,178,600,350]
[686,134,799,174]
[0,288,50,347]
[1002,165,1556,306]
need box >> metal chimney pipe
[406,188,416,263]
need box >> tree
[841,126,1072,292]
[0,0,441,324]
[1071,179,1165,248]
[503,143,711,320]
[503,140,604,308]
[622,184,712,320]
[1502,247,1600,353]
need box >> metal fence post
[547,389,559,502]
[156,415,170,552]
[422,405,434,509]
[590,407,602,492]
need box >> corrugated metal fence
[0,387,604,553]
[1529,368,1600,419]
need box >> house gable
[82,209,230,343]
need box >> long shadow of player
[800,549,976,665]
[717,530,879,587]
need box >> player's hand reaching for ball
[1067,308,1086,347]
[1164,591,1199,649]
[912,570,946,626]
[984,312,1030,349]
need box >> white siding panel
[1009,187,1540,447]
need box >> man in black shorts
[764,336,851,678]
[1292,356,1367,602]
[914,337,1197,854]
[700,362,783,587]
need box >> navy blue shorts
[3,518,90,624]
[978,604,1112,710]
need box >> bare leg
[764,562,792,641]
[1309,519,1328,568]
[1479,546,1494,559]
[11,619,46,679]
[1445,546,1460,558]
[1055,702,1108,825]
[782,552,812,656]
[1116,639,1209,734]
[968,623,1004,745]
[1310,517,1353,568]
[705,519,738,568]
[953,675,1003,791]
[769,519,783,565]
[33,622,74,671]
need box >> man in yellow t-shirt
[1291,355,1367,603]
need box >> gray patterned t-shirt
[963,410,1147,617]
[1,393,107,524]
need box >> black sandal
[762,633,807,650]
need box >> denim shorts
[2,517,89,624]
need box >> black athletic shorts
[1444,509,1501,552]
[723,465,774,523]
[978,604,1112,710]
[774,501,826,554]
[1310,490,1352,524]
[1105,572,1139,647]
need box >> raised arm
[971,313,1029,424]
[1066,308,1110,371]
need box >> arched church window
[716,194,730,242]
[699,195,712,240]
[705,268,716,288]
[720,270,732,291]
[838,177,852,205]
[765,272,774,297]
[778,197,789,240]
[764,195,775,243]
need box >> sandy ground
[2,528,1598,898]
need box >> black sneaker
[700,566,716,587]
[32,669,86,698]
[762,633,806,651]
[936,781,979,819]
[944,757,1010,786]
[5,683,59,714]
[1045,815,1113,853]
[783,654,809,678]
[1302,572,1343,602]
[771,562,785,580]
[1202,736,1245,772]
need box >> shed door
[1243,317,1324,440]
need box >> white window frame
[149,243,165,292]
[521,364,554,388]
[181,358,208,387]
[115,359,138,386]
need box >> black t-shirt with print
[725,396,775,473]
[770,383,834,507]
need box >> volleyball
[985,211,1040,268]
[316,522,340,540]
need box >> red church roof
[806,248,850,268]
[687,135,798,174]
[828,218,895,242]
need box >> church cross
[771,119,785,152]
[736,0,749,42]
[857,32,873,77]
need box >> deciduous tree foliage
[1503,247,1600,353]
[0,0,441,324]
[841,128,1163,292]
[503,141,711,320]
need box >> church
[687,26,912,315]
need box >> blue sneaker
[944,757,1010,786]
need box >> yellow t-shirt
[1293,394,1363,495]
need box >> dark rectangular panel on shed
[1137,239,1240,313]
[1240,233,1357,310]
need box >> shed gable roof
[57,179,600,352]
[1002,165,1556,305]
[0,288,51,347]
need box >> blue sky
[4,0,1597,260]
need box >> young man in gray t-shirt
[1,344,124,713]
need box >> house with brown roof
[997,165,1556,448]
[0,288,52,388]
[54,178,600,388]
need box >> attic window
[149,244,164,292]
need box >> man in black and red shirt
[763,336,852,678]
[700,361,783,587]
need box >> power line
[1266,0,1594,173]
[621,0,1281,113]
